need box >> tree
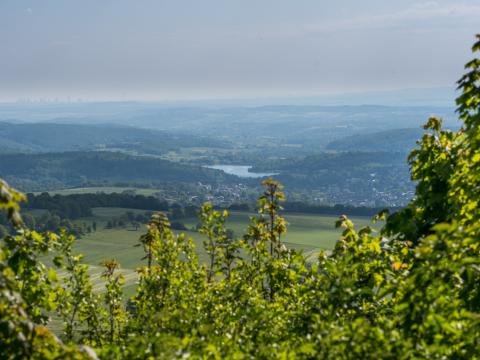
[101,259,126,343]
[198,203,230,282]
[131,221,140,231]
[0,224,8,238]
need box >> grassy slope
[78,209,374,262]
[69,208,375,295]
[183,211,373,249]
[46,207,376,333]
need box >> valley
[0,103,453,207]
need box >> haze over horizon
[1,0,478,102]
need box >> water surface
[205,165,278,178]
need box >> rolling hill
[0,151,240,191]
[0,121,229,154]
[326,128,424,153]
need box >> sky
[0,0,479,102]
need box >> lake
[205,165,278,178]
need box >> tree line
[23,191,387,222]
[24,192,170,219]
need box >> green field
[35,186,160,196]
[183,211,373,250]
[78,208,375,260]
[41,206,377,333]
[67,207,377,296]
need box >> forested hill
[0,151,240,191]
[254,151,406,172]
[326,128,424,152]
[252,152,412,206]
[0,121,229,154]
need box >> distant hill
[326,128,425,153]
[0,151,239,191]
[251,152,412,206]
[0,122,229,154]
[0,103,458,152]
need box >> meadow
[35,187,161,196]
[68,207,375,296]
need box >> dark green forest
[1,35,480,359]
[0,151,238,191]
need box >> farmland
[66,207,375,296]
[36,187,161,196]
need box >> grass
[75,208,378,265]
[45,207,378,334]
[183,211,374,250]
[36,187,160,196]
[68,208,378,295]
[80,208,376,255]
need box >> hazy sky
[0,0,479,101]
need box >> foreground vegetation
[44,208,364,305]
[1,35,480,359]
